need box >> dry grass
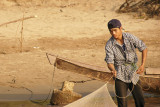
[118,0,160,19]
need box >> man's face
[109,27,122,39]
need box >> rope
[9,53,56,105]
[69,79,95,83]
[27,53,151,103]
[138,76,151,91]
[30,64,56,104]
[26,53,57,104]
[23,53,56,104]
[106,75,135,99]
[106,75,152,99]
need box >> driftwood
[0,15,37,27]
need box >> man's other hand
[111,70,117,77]
[136,65,144,74]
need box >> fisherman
[105,19,147,107]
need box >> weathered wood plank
[55,57,113,82]
[145,68,160,75]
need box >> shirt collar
[122,32,127,40]
[112,32,126,46]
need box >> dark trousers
[115,79,145,107]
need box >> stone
[50,81,82,105]
[61,81,74,92]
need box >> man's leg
[115,79,128,107]
[129,80,145,107]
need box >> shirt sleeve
[105,44,114,64]
[130,34,147,52]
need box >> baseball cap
[108,19,122,29]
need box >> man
[105,19,147,107]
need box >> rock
[50,89,82,105]
[61,81,74,92]
[50,81,82,105]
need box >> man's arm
[136,48,147,74]
[107,63,117,77]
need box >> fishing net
[46,53,117,106]
[46,53,160,107]
[64,84,117,107]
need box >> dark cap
[108,19,122,29]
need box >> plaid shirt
[105,32,147,85]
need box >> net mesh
[64,84,117,107]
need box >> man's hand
[136,65,144,74]
[137,48,147,75]
[107,63,117,77]
[111,70,117,77]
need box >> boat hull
[47,53,160,94]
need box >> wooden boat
[46,53,160,94]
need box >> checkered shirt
[105,32,147,85]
